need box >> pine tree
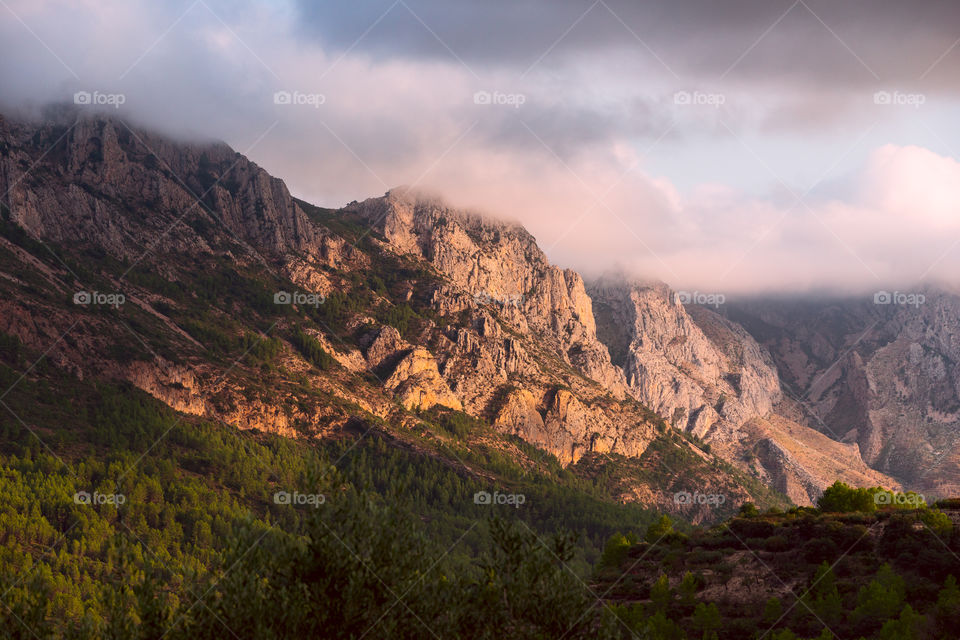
[803,562,842,626]
[645,515,673,543]
[692,602,721,639]
[650,574,673,612]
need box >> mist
[3,0,959,295]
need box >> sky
[2,0,960,295]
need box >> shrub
[729,518,776,539]
[802,537,839,564]
[764,535,791,552]
[817,480,880,513]
[645,515,674,544]
[291,328,336,370]
[920,509,953,537]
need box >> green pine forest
[3,325,960,639]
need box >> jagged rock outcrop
[336,188,671,465]
[125,360,207,416]
[363,326,408,370]
[729,291,960,497]
[589,275,780,438]
[345,188,628,395]
[493,388,545,440]
[587,275,903,503]
[384,348,463,412]
[0,110,318,260]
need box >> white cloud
[2,0,960,295]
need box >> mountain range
[3,107,958,515]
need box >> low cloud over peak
[1,0,959,295]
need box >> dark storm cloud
[296,0,960,91]
[470,95,673,161]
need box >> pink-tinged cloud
[2,0,960,295]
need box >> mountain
[0,108,788,523]
[728,292,960,497]
[3,107,959,640]
[588,276,897,504]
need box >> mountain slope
[729,293,960,497]
[0,109,786,520]
[588,275,898,504]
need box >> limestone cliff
[2,109,896,515]
[588,275,898,504]
[730,292,960,498]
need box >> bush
[291,328,336,370]
[763,535,791,552]
[0,332,21,365]
[687,549,723,566]
[802,537,839,564]
[920,509,953,537]
[817,480,880,513]
[729,518,776,539]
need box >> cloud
[591,144,960,294]
[1,0,959,296]
[294,0,960,92]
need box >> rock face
[0,110,318,259]
[493,388,545,441]
[384,348,463,412]
[739,414,899,505]
[587,275,900,504]
[345,189,628,396]
[728,292,960,497]
[338,188,660,465]
[589,276,780,438]
[0,109,923,511]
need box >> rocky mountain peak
[0,111,318,260]
[344,188,625,394]
[0,110,908,507]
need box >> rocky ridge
[587,275,898,503]
[0,109,918,513]
[729,293,960,497]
